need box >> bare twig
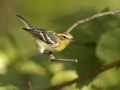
[49,52,78,62]
[22,74,34,90]
[28,81,34,90]
[41,60,120,90]
[66,8,120,33]
[50,58,78,62]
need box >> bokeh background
[1,0,120,90]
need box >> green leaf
[97,29,120,62]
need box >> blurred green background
[1,0,120,90]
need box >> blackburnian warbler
[17,15,77,62]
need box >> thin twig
[50,58,78,62]
[49,52,77,62]
[41,60,120,90]
[28,81,34,90]
[66,8,120,33]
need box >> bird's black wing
[23,28,58,44]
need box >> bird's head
[57,32,73,46]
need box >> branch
[22,74,34,90]
[41,60,120,90]
[49,52,78,62]
[28,81,34,90]
[66,8,120,33]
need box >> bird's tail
[17,15,33,29]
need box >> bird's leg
[49,52,78,62]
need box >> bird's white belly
[35,39,59,53]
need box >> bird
[17,15,77,62]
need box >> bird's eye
[63,36,67,39]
